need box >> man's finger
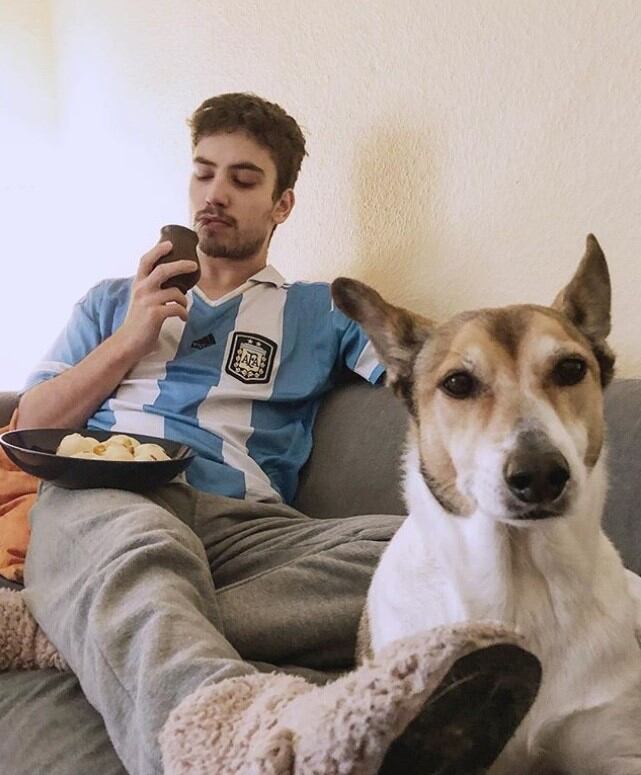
[151,260,200,286]
[161,302,189,322]
[154,287,189,308]
[136,241,174,279]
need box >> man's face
[189,131,293,261]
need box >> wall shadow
[350,124,437,306]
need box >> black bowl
[0,428,195,492]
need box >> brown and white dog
[332,236,641,775]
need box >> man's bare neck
[196,252,267,300]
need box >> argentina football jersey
[24,266,384,503]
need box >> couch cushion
[0,670,126,775]
[0,554,120,773]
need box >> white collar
[248,264,286,288]
[191,264,287,306]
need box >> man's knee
[26,484,204,587]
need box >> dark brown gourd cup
[156,224,201,293]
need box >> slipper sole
[379,642,541,775]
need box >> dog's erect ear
[552,234,615,385]
[332,278,433,399]
[552,234,611,341]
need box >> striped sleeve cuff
[23,361,71,391]
[353,341,385,384]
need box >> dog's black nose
[504,435,570,505]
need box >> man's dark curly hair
[188,93,307,199]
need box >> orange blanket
[0,412,38,582]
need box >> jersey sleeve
[23,281,112,391]
[332,299,385,384]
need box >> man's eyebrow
[193,156,215,166]
[192,157,265,175]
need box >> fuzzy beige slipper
[160,622,541,775]
[0,589,67,670]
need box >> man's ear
[552,234,615,385]
[272,189,295,225]
[332,277,433,401]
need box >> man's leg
[159,495,540,775]
[22,487,540,775]
[192,494,403,670]
[22,482,257,775]
[20,483,390,773]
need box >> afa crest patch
[225,332,278,384]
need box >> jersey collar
[191,264,287,307]
[249,265,286,288]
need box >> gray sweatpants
[23,481,403,775]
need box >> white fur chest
[367,459,641,733]
[334,236,641,773]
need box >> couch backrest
[295,378,641,575]
[293,381,406,518]
[600,379,641,573]
[0,393,17,427]
[3,381,640,573]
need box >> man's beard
[194,217,267,261]
[197,229,266,261]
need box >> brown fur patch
[409,305,606,512]
[518,311,605,468]
[485,308,529,360]
[333,245,613,514]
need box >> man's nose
[204,177,231,208]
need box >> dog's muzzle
[503,431,570,519]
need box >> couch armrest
[0,392,19,427]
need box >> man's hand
[114,241,199,361]
[17,241,199,430]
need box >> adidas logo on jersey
[191,334,216,350]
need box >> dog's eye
[553,357,587,386]
[440,371,479,399]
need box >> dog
[332,235,641,775]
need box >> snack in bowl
[56,433,101,457]
[56,432,171,461]
[133,443,170,461]
[0,427,194,491]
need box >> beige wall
[2,0,641,387]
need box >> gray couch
[0,378,640,774]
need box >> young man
[3,94,535,774]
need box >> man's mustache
[194,207,236,228]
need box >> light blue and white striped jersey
[25,266,384,503]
